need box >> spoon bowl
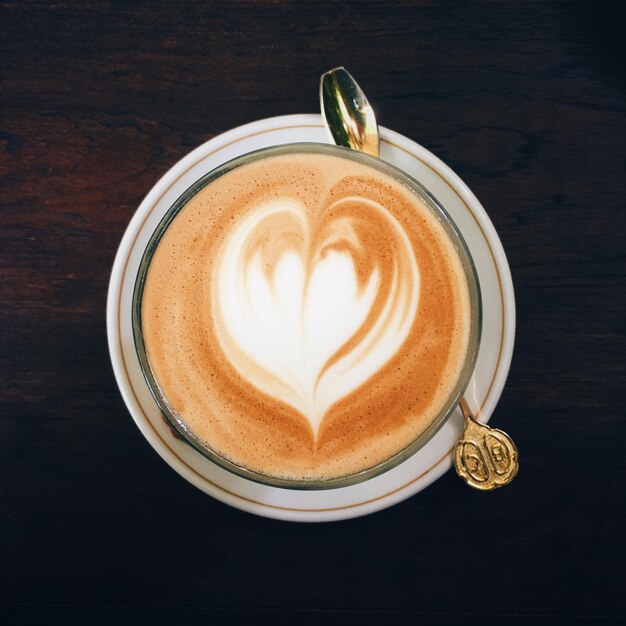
[320,67,379,157]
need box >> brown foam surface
[141,152,471,481]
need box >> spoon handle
[454,398,519,490]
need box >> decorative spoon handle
[454,398,519,490]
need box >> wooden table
[2,1,624,623]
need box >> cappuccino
[141,150,472,481]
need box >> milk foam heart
[141,151,471,481]
[213,196,420,437]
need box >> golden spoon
[319,67,519,490]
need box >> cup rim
[132,142,482,490]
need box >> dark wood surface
[2,1,625,623]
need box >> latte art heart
[141,152,471,481]
[213,196,420,437]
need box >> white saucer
[106,114,515,522]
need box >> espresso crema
[141,151,471,480]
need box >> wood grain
[1,1,625,622]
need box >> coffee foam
[141,152,471,481]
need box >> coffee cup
[132,142,481,489]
